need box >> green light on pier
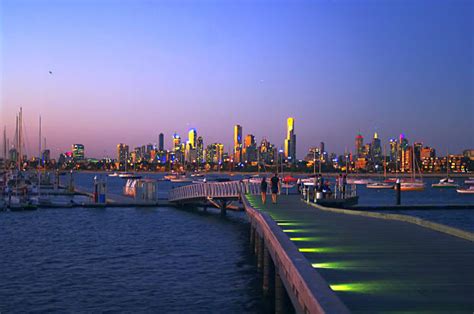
[277,222,301,226]
[290,237,320,242]
[298,247,336,253]
[282,229,308,233]
[312,261,360,270]
[329,282,386,293]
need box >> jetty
[170,182,474,313]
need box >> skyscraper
[355,134,364,158]
[116,143,129,164]
[371,132,381,162]
[158,133,164,152]
[187,128,197,149]
[196,136,204,164]
[284,117,296,162]
[234,125,243,163]
[244,134,257,163]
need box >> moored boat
[366,182,394,189]
[456,186,474,194]
[400,181,425,191]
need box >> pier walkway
[245,194,474,313]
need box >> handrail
[168,180,262,202]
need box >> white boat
[366,182,394,189]
[108,172,120,177]
[119,172,142,179]
[431,179,458,188]
[456,186,474,194]
[347,178,371,185]
[400,181,425,191]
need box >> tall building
[389,138,397,161]
[401,146,413,172]
[116,143,129,164]
[234,125,243,163]
[371,132,381,162]
[158,133,164,151]
[284,117,296,162]
[196,136,204,164]
[72,144,84,160]
[244,134,257,163]
[187,128,197,149]
[206,143,224,164]
[355,134,364,158]
[414,142,423,166]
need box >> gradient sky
[1,0,473,159]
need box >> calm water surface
[1,172,473,311]
[0,204,268,312]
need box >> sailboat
[367,145,394,189]
[400,145,425,191]
[432,153,458,188]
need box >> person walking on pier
[271,173,280,204]
[260,177,268,204]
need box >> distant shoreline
[63,170,473,178]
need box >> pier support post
[263,245,274,295]
[220,200,227,216]
[250,225,255,249]
[275,269,290,314]
[255,232,260,255]
[257,236,264,270]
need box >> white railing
[168,180,262,202]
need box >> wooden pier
[169,182,474,313]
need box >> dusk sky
[1,0,473,159]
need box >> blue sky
[1,0,472,158]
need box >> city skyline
[1,0,473,157]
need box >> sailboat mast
[2,126,6,160]
[18,107,23,169]
[39,115,42,159]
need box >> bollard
[395,181,401,205]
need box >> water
[0,172,270,312]
[1,172,473,311]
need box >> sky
[1,0,473,159]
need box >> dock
[244,194,474,312]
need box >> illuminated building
[284,117,296,162]
[158,133,164,152]
[187,128,197,149]
[389,138,397,162]
[196,136,204,164]
[234,125,243,163]
[414,142,423,165]
[206,143,224,164]
[401,146,413,172]
[371,133,381,162]
[72,144,85,160]
[244,134,257,163]
[185,128,198,163]
[116,143,129,164]
[260,138,276,164]
[355,134,364,158]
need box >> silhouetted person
[260,177,268,204]
[271,173,280,204]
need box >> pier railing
[169,181,257,202]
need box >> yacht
[366,181,394,189]
[456,185,474,194]
[432,177,458,188]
